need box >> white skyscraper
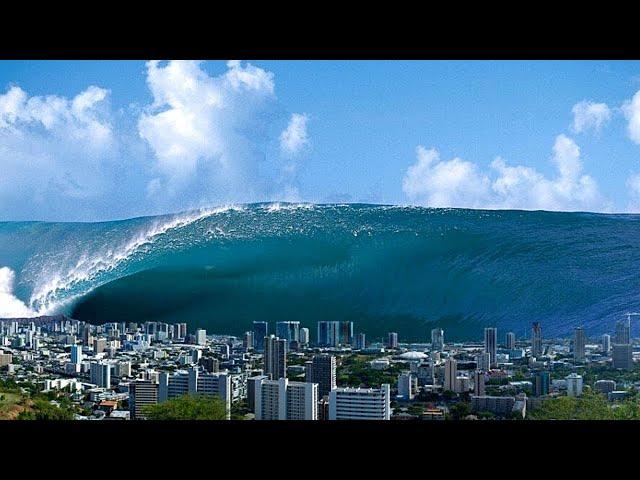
[196,329,207,346]
[254,377,318,420]
[328,384,391,420]
[299,327,310,346]
[431,328,444,351]
[397,372,414,400]
[566,373,583,397]
[602,334,611,354]
[388,332,399,349]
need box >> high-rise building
[484,327,498,367]
[602,334,611,354]
[566,373,583,397]
[444,358,457,391]
[247,375,269,412]
[531,322,543,358]
[574,327,586,362]
[195,329,207,346]
[475,352,491,371]
[387,332,399,349]
[612,343,633,371]
[398,372,414,400]
[129,380,158,420]
[473,370,486,396]
[276,321,300,343]
[505,332,516,350]
[70,345,83,364]
[339,321,354,346]
[82,325,93,347]
[253,322,268,351]
[158,368,231,417]
[264,335,287,380]
[317,321,340,347]
[431,328,444,352]
[306,354,336,398]
[328,385,391,420]
[254,377,318,420]
[244,331,254,350]
[299,327,310,346]
[532,371,550,397]
[355,333,366,350]
[90,362,111,388]
[93,338,106,354]
[615,318,631,345]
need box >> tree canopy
[142,394,228,420]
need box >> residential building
[328,384,391,420]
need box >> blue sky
[1,60,640,221]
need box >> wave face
[1,204,639,340]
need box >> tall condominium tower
[264,335,287,380]
[444,358,457,391]
[276,321,300,343]
[505,332,516,350]
[317,321,340,347]
[615,319,631,345]
[484,327,498,367]
[339,321,354,346]
[531,322,543,358]
[431,328,444,351]
[574,327,586,362]
[387,332,399,349]
[602,334,611,354]
[306,354,337,398]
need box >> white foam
[0,267,37,318]
[27,206,235,313]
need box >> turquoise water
[1,203,639,340]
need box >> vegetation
[142,394,228,420]
[337,355,404,387]
[17,399,75,420]
[529,392,640,420]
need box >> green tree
[142,394,228,420]
[18,399,75,420]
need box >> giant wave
[1,203,639,340]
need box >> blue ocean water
[0,203,639,341]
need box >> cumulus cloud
[571,100,611,134]
[138,60,281,201]
[0,84,116,219]
[280,113,310,158]
[627,173,640,212]
[403,135,607,212]
[622,90,640,144]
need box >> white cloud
[623,90,640,144]
[403,135,607,212]
[138,60,280,201]
[0,84,115,218]
[280,113,310,157]
[571,100,611,134]
[627,173,640,212]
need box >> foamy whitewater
[1,203,639,340]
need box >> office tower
[252,321,268,351]
[473,370,486,396]
[93,338,106,354]
[174,323,187,339]
[355,332,366,350]
[532,371,550,397]
[475,352,491,371]
[70,345,83,364]
[299,327,310,346]
[444,358,457,391]
[195,328,207,346]
[612,343,633,370]
[158,368,231,417]
[264,335,287,380]
[316,321,340,347]
[328,384,391,420]
[82,325,93,347]
[129,380,159,420]
[276,321,300,343]
[306,354,337,398]
[397,372,414,400]
[244,331,254,350]
[602,334,611,354]
[573,327,586,362]
[247,375,269,412]
[505,332,516,350]
[339,321,354,346]
[531,322,543,358]
[254,377,318,420]
[90,362,111,388]
[431,328,444,351]
[484,327,498,367]
[566,373,583,397]
[615,318,631,345]
[388,332,399,349]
